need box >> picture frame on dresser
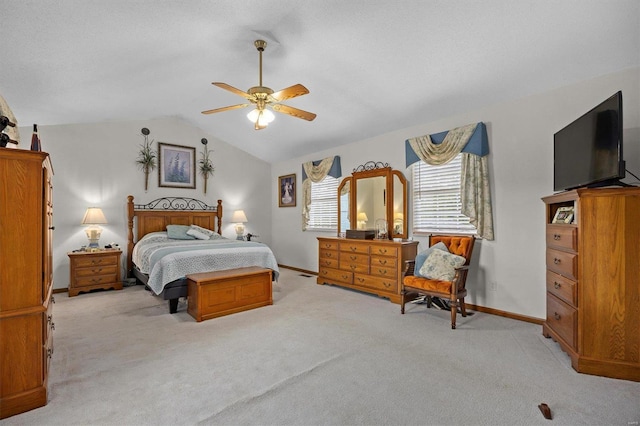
[158,142,196,189]
[552,206,574,224]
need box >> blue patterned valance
[405,122,489,168]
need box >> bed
[126,195,279,313]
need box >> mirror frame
[338,162,407,239]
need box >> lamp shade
[81,207,107,225]
[357,212,368,222]
[247,109,275,127]
[231,210,248,223]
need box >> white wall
[20,116,272,291]
[270,67,640,320]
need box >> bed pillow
[419,248,466,281]
[166,225,195,240]
[190,224,224,240]
[414,242,449,278]
[186,228,210,240]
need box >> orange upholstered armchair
[401,235,475,329]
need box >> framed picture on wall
[158,143,196,189]
[278,174,296,207]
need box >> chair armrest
[403,260,416,277]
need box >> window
[412,154,477,235]
[307,176,339,231]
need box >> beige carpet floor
[2,268,639,425]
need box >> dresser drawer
[73,254,119,268]
[75,274,117,287]
[370,264,397,279]
[546,293,577,349]
[339,241,370,254]
[319,240,340,251]
[318,257,339,269]
[339,252,369,266]
[370,255,396,268]
[342,262,369,274]
[546,225,577,252]
[546,248,577,280]
[354,274,397,293]
[369,244,398,257]
[319,249,339,261]
[318,267,353,284]
[546,270,577,307]
[74,264,118,278]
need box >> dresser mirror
[337,162,407,239]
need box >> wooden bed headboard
[126,195,223,275]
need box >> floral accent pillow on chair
[419,248,466,281]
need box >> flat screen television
[553,91,625,191]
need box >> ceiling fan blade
[269,84,309,102]
[212,82,253,100]
[201,104,250,115]
[271,104,317,121]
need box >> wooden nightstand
[68,250,123,297]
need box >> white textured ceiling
[2,1,639,163]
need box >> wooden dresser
[317,237,418,303]
[0,149,55,418]
[68,250,123,297]
[542,187,640,381]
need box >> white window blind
[307,176,339,231]
[412,154,477,235]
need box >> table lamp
[82,207,107,248]
[231,210,248,240]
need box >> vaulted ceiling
[2,1,638,163]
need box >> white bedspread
[132,232,279,295]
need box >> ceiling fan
[201,40,316,130]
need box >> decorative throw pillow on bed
[419,248,466,281]
[166,225,195,240]
[186,228,210,240]
[414,242,449,278]
[189,224,224,240]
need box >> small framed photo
[552,206,574,224]
[158,143,196,189]
[278,174,296,207]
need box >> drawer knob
[91,259,103,265]
[378,269,387,275]
[350,265,357,270]
[342,275,350,280]
[554,312,561,320]
[378,249,387,254]
[47,314,52,323]
[47,348,53,358]
[553,258,561,264]
[326,253,333,258]
[350,255,357,260]
[554,282,561,289]
[553,234,561,240]
[51,322,55,331]
[49,226,56,230]
[383,282,392,288]
[350,246,357,252]
[356,277,364,283]
[52,296,56,304]
[378,259,388,265]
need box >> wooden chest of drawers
[317,237,418,303]
[542,188,640,382]
[68,250,123,297]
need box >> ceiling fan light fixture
[247,108,275,127]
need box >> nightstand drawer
[75,274,118,287]
[73,254,118,268]
[74,265,118,277]
[546,225,577,252]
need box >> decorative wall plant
[136,128,156,191]
[198,138,215,194]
